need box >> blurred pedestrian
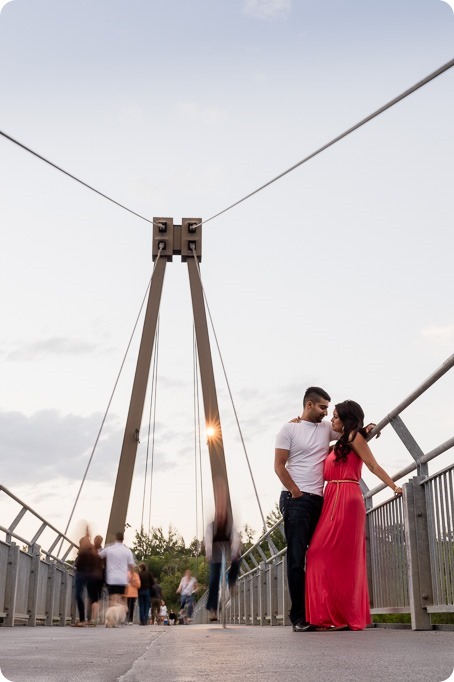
[176,568,198,621]
[151,579,163,624]
[87,534,104,626]
[205,477,241,622]
[125,565,141,625]
[160,601,168,625]
[72,531,93,627]
[98,531,135,605]
[137,562,153,625]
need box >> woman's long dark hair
[333,400,367,463]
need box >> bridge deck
[0,624,453,682]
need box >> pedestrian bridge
[0,359,453,681]
[0,622,452,682]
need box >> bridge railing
[193,354,454,630]
[0,484,77,626]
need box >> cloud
[243,0,291,20]
[0,409,122,486]
[421,324,454,346]
[0,408,200,489]
[0,1,14,13]
[174,100,228,125]
[7,337,102,361]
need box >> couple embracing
[275,386,401,632]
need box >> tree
[131,524,208,612]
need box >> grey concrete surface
[0,625,453,682]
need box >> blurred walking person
[205,477,241,622]
[125,565,141,625]
[137,562,153,625]
[176,569,198,621]
[98,531,135,605]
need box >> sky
[0,0,453,554]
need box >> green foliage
[132,525,186,562]
[373,613,454,625]
[240,523,257,553]
[131,525,208,611]
[259,503,286,557]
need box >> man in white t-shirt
[275,386,339,632]
[98,531,135,604]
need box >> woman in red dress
[305,400,402,631]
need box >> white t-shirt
[98,542,135,586]
[178,575,197,596]
[275,419,339,496]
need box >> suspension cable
[147,319,160,533]
[0,129,155,225]
[190,247,267,531]
[141,317,160,529]
[60,245,164,548]
[3,59,452,233]
[200,57,454,227]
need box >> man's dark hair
[115,531,124,542]
[303,386,331,406]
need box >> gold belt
[327,479,359,520]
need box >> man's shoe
[292,621,314,632]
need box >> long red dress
[305,449,371,630]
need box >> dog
[104,603,128,628]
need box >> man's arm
[274,448,303,498]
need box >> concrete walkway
[0,625,453,682]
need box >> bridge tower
[105,218,231,543]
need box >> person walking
[98,531,135,605]
[205,477,241,622]
[72,533,94,627]
[137,562,153,625]
[124,565,141,625]
[305,399,402,631]
[151,579,163,624]
[87,534,104,626]
[176,569,198,621]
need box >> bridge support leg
[403,477,432,630]
[187,257,232,514]
[106,256,167,542]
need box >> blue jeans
[75,572,89,622]
[138,588,150,625]
[279,490,323,625]
[180,593,194,618]
[206,558,240,612]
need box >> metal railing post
[4,543,20,626]
[45,563,56,626]
[281,556,291,625]
[259,561,267,625]
[268,562,278,625]
[27,544,41,626]
[59,566,68,626]
[403,478,432,630]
